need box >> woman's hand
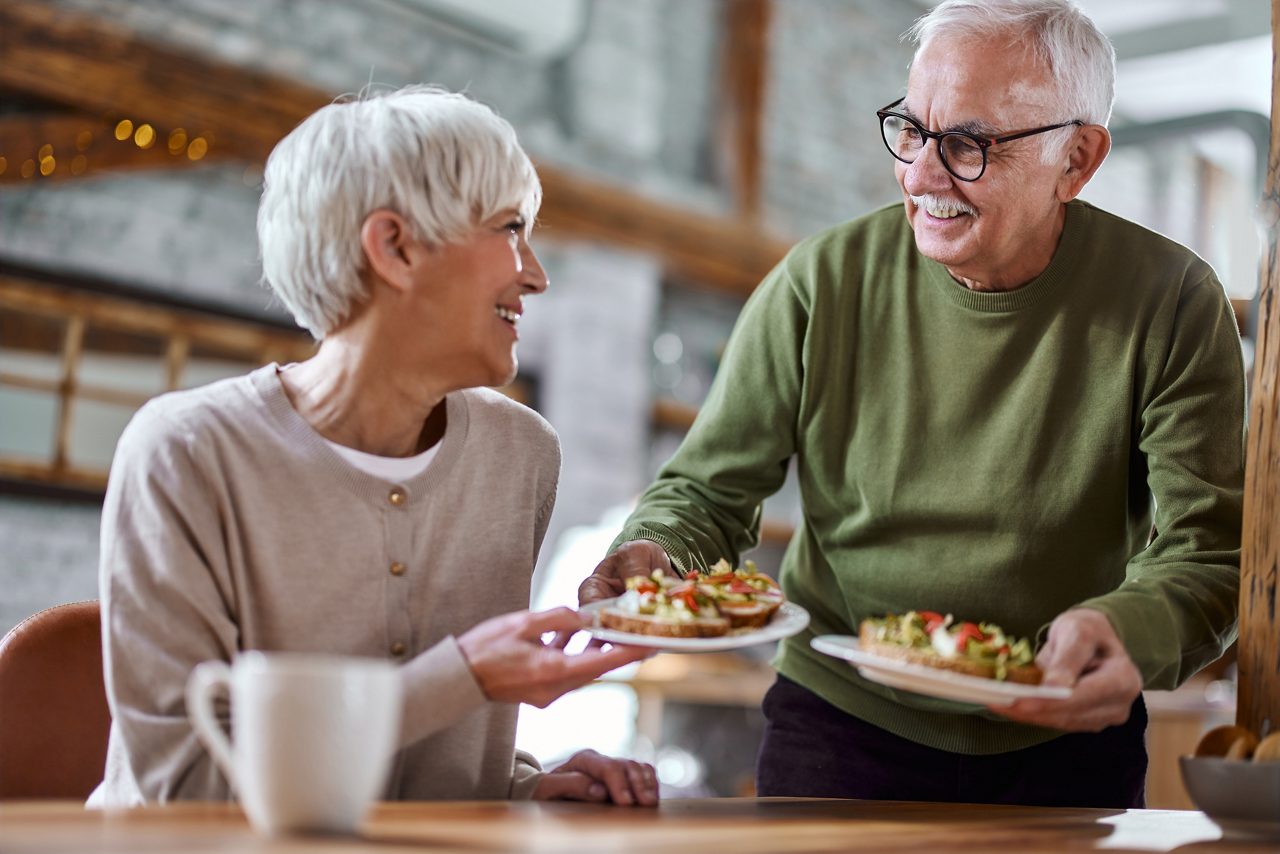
[991,608,1142,731]
[457,608,650,708]
[532,749,659,806]
[578,540,678,605]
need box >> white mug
[186,651,402,836]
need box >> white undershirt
[323,439,439,481]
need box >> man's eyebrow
[901,103,998,138]
[952,118,999,137]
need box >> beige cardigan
[92,365,559,805]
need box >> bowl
[1179,755,1280,839]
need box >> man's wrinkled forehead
[905,36,1059,130]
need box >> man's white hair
[905,0,1116,161]
[257,85,541,338]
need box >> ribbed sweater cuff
[509,750,544,800]
[612,525,696,576]
[397,636,489,747]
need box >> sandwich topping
[615,559,783,624]
[866,610,1035,681]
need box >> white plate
[580,598,810,652]
[809,635,1072,706]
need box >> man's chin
[911,231,966,268]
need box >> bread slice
[600,608,729,638]
[717,599,781,630]
[858,621,1043,684]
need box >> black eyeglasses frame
[876,97,1084,182]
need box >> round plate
[580,598,810,652]
[809,634,1072,706]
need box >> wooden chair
[0,601,111,799]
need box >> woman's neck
[278,331,448,458]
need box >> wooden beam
[718,0,771,221]
[0,0,328,162]
[535,161,792,296]
[1237,0,1280,740]
[0,0,793,296]
[0,275,316,364]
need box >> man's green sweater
[613,200,1245,754]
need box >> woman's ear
[1055,125,1111,202]
[360,210,415,292]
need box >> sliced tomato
[919,611,946,633]
[727,579,757,595]
[633,579,659,595]
[955,622,985,651]
[669,584,700,613]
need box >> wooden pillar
[718,0,770,222]
[1237,0,1280,738]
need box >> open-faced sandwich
[859,610,1042,684]
[598,559,785,638]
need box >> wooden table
[2,797,1275,853]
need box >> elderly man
[579,0,1243,809]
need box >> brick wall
[2,0,918,633]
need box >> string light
[28,119,219,172]
[134,124,156,149]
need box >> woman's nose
[520,240,549,294]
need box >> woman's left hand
[531,749,659,806]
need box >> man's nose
[901,139,953,194]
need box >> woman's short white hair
[905,0,1116,160]
[257,85,542,338]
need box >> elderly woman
[92,86,656,807]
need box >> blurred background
[0,0,1267,805]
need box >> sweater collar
[249,364,469,502]
[921,200,1087,313]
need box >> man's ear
[1056,125,1110,202]
[360,210,416,292]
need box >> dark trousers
[756,675,1147,808]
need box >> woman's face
[404,207,548,390]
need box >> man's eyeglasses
[876,97,1083,182]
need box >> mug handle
[185,660,240,790]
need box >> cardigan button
[388,488,406,506]
[390,562,406,576]
[390,641,406,657]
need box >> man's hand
[578,540,678,605]
[532,749,659,806]
[992,608,1142,731]
[457,608,650,708]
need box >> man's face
[896,34,1075,290]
